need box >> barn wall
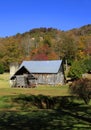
[33,65,65,85]
[57,63,65,84]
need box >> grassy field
[0,73,91,130]
[0,73,69,96]
[0,73,10,88]
[0,94,91,130]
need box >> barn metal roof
[20,60,62,74]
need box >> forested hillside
[0,24,91,71]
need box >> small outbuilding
[10,60,65,87]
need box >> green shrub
[69,78,91,104]
[68,60,86,79]
[83,58,91,73]
[0,64,4,74]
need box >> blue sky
[0,0,91,37]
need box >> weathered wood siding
[33,65,64,85]
[16,75,28,87]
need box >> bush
[69,78,91,104]
[0,64,4,74]
[83,58,91,73]
[68,60,87,79]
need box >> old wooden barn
[10,60,65,87]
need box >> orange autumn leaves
[30,44,58,60]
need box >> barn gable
[10,66,35,80]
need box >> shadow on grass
[0,95,91,130]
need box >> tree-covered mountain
[0,24,91,71]
[68,24,91,36]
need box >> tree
[21,34,38,58]
[68,60,86,79]
[56,34,78,64]
[0,37,23,71]
[69,78,91,104]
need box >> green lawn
[0,73,91,130]
[0,95,91,130]
[0,73,69,96]
[0,73,10,88]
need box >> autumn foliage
[0,25,91,71]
